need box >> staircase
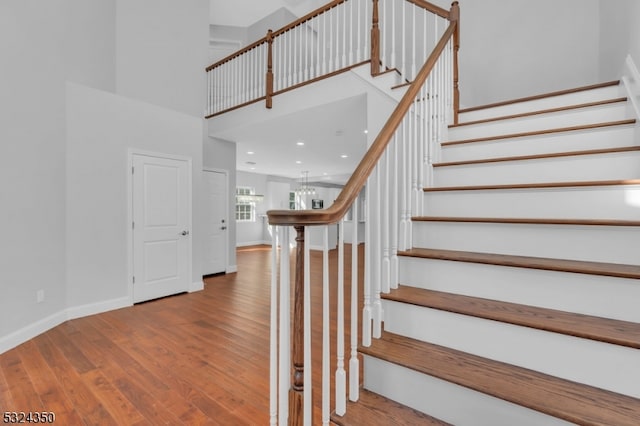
[335,81,640,425]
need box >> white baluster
[390,0,396,70]
[390,133,399,289]
[411,4,416,80]
[349,0,354,65]
[398,117,407,251]
[364,0,369,61]
[328,8,335,72]
[362,180,372,347]
[372,165,382,339]
[270,226,278,426]
[278,226,290,425]
[418,84,425,215]
[322,10,327,75]
[336,220,347,415]
[304,22,309,82]
[322,226,330,426]
[304,227,311,426]
[381,149,390,294]
[342,1,347,68]
[403,115,412,250]
[349,199,359,402]
[401,0,406,78]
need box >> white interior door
[132,154,191,303]
[203,170,227,275]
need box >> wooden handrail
[406,0,450,18]
[206,37,267,72]
[268,21,458,226]
[272,0,347,38]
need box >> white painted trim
[190,280,205,293]
[127,149,194,304]
[0,311,67,354]
[0,296,132,355]
[66,296,132,321]
[203,167,230,275]
[227,264,238,273]
[236,240,272,247]
[621,54,640,121]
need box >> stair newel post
[289,225,305,425]
[266,29,274,109]
[371,0,380,76]
[450,1,460,124]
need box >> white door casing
[131,153,191,303]
[203,169,228,275]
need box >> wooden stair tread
[398,247,640,280]
[411,215,640,226]
[330,389,451,426]
[423,179,640,192]
[459,80,620,113]
[383,287,640,348]
[442,119,636,147]
[434,144,640,167]
[361,332,640,425]
[451,97,628,128]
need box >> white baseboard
[0,310,67,355]
[66,296,132,321]
[1,295,131,354]
[226,264,238,273]
[236,240,272,247]
[189,280,204,292]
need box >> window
[236,187,256,222]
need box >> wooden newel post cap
[450,1,460,21]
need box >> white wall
[453,0,600,107]
[116,0,209,118]
[598,0,640,79]
[66,83,204,309]
[0,0,68,343]
[1,0,209,353]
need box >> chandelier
[295,171,316,195]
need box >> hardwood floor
[0,244,363,425]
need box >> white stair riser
[412,221,639,264]
[383,300,640,398]
[433,151,640,186]
[450,103,630,141]
[458,85,623,122]
[423,185,640,220]
[398,256,640,322]
[440,125,636,162]
[363,355,573,426]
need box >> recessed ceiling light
[296,141,305,146]
[247,151,255,155]
[364,129,368,134]
[340,154,348,158]
[296,160,302,164]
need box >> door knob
[181,230,190,236]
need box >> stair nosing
[397,247,640,280]
[459,80,620,114]
[433,144,640,168]
[441,119,636,147]
[450,97,628,128]
[361,331,640,425]
[423,179,640,192]
[382,287,640,349]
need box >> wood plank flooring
[0,244,364,425]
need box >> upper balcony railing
[205,0,458,122]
